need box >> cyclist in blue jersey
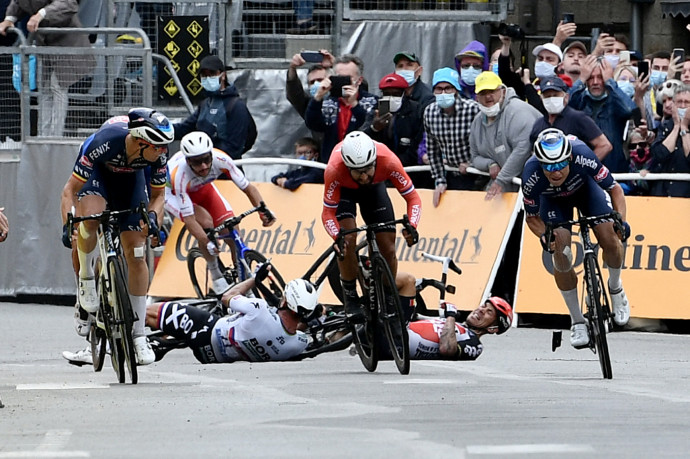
[60,108,174,365]
[521,128,631,349]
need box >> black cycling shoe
[344,298,365,324]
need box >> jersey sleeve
[216,153,250,190]
[321,167,342,239]
[572,142,615,190]
[228,295,267,318]
[454,324,484,361]
[150,155,167,189]
[381,150,422,228]
[520,159,542,217]
[72,136,97,183]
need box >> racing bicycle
[546,211,623,379]
[186,202,285,303]
[67,204,151,384]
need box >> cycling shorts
[78,167,148,231]
[539,176,613,228]
[156,301,221,364]
[335,182,395,232]
[165,182,235,226]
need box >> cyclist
[521,128,631,349]
[60,108,174,365]
[322,131,421,319]
[166,131,276,295]
[145,269,320,363]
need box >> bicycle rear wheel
[584,255,612,379]
[90,318,107,372]
[352,312,379,372]
[244,250,286,305]
[187,247,210,299]
[109,256,138,384]
[371,253,410,375]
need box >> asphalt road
[1,301,689,458]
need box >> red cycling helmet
[379,73,408,90]
[487,296,513,334]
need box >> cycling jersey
[406,318,484,360]
[322,140,422,239]
[156,296,309,364]
[165,148,249,223]
[521,138,616,223]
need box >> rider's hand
[147,211,161,247]
[540,232,555,253]
[259,209,276,227]
[441,301,457,319]
[402,226,419,247]
[253,261,272,283]
[334,232,347,260]
[206,240,220,257]
[62,223,73,249]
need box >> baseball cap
[379,73,409,89]
[199,55,225,72]
[563,40,587,55]
[539,76,569,93]
[393,52,420,65]
[532,43,564,62]
[475,71,502,93]
[432,67,461,91]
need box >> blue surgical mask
[650,70,667,87]
[435,93,456,108]
[678,108,687,119]
[491,62,499,75]
[201,76,221,92]
[395,69,417,86]
[534,61,556,79]
[586,89,608,101]
[617,80,635,98]
[460,67,481,85]
[309,81,320,97]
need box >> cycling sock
[607,267,623,292]
[129,294,147,337]
[560,287,585,323]
[77,244,98,279]
[400,295,415,323]
[207,258,224,280]
[341,278,358,300]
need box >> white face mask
[678,108,687,119]
[479,101,501,117]
[535,61,556,79]
[395,70,417,86]
[604,54,620,70]
[388,96,403,113]
[543,96,565,114]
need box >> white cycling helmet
[128,108,175,145]
[283,279,320,321]
[341,132,376,169]
[181,131,213,158]
[533,128,572,164]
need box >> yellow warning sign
[187,21,203,38]
[187,78,202,96]
[187,60,200,76]
[164,21,180,39]
[164,41,180,60]
[164,79,179,96]
[164,60,181,76]
[187,41,204,59]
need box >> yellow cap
[475,71,503,93]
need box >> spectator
[0,206,8,242]
[650,51,671,90]
[602,34,630,70]
[496,33,525,100]
[561,40,588,86]
[614,63,654,130]
[286,0,317,34]
[393,51,435,113]
[654,79,682,131]
[622,128,655,196]
[0,0,94,137]
[531,76,612,159]
[454,40,488,100]
[271,137,323,190]
[174,55,257,160]
[681,59,690,85]
[305,53,377,163]
[0,0,23,142]
[423,67,480,207]
[568,55,636,173]
[469,71,541,199]
[364,73,423,169]
[512,42,564,116]
[650,84,690,197]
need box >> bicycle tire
[187,247,210,299]
[371,253,410,375]
[91,276,108,372]
[302,245,344,302]
[244,250,286,303]
[352,317,379,372]
[584,255,613,379]
[109,256,138,384]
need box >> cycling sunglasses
[541,159,570,172]
[187,153,213,167]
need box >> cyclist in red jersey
[322,131,421,318]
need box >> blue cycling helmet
[128,108,175,145]
[534,128,572,164]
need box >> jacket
[364,97,423,167]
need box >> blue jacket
[271,165,324,190]
[174,84,257,160]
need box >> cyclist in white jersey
[166,131,275,294]
[144,266,319,363]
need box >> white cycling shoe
[73,302,92,337]
[610,287,630,326]
[78,277,99,313]
[570,323,589,349]
[62,347,93,366]
[134,336,155,365]
[212,277,231,295]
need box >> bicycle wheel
[351,310,379,372]
[302,245,343,302]
[90,316,107,372]
[371,253,410,375]
[187,247,210,299]
[244,250,286,304]
[109,256,138,384]
[584,255,612,379]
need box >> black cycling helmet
[128,108,175,145]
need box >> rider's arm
[438,317,460,358]
[60,175,85,224]
[525,215,546,239]
[148,185,165,226]
[382,151,422,228]
[241,183,264,208]
[321,166,342,239]
[608,182,627,222]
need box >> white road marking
[383,378,456,384]
[0,429,90,458]
[16,383,109,390]
[466,443,594,455]
[0,452,89,458]
[36,430,70,451]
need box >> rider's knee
[552,245,574,272]
[132,244,146,260]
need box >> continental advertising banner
[516,196,690,319]
[149,183,519,309]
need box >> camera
[498,23,525,40]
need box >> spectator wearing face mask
[650,51,672,89]
[518,43,565,116]
[614,64,654,130]
[174,55,257,160]
[271,137,323,190]
[469,72,541,200]
[453,41,488,100]
[530,76,612,158]
[621,128,656,196]
[393,51,435,114]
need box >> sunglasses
[187,153,213,167]
[629,142,648,149]
[542,159,570,172]
[460,63,482,70]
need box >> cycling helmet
[487,296,513,335]
[533,128,572,164]
[341,132,376,169]
[128,108,175,145]
[283,279,321,321]
[181,131,213,158]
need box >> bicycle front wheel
[371,253,410,375]
[187,247,211,299]
[109,256,138,384]
[244,250,286,305]
[302,245,343,303]
[584,255,612,379]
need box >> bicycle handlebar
[335,215,418,255]
[208,201,273,239]
[421,252,462,276]
[67,202,149,234]
[544,211,623,242]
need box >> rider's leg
[336,217,362,316]
[552,228,586,324]
[375,230,398,278]
[594,221,624,291]
[75,195,105,313]
[193,205,225,280]
[396,271,416,323]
